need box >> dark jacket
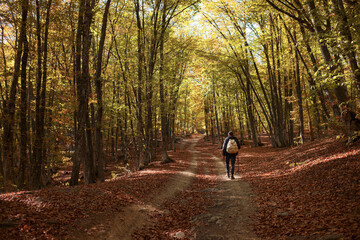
[222,136,241,156]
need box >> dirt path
[131,138,258,240]
[3,136,358,240]
[74,136,200,240]
[191,151,258,240]
[71,136,257,240]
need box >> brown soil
[70,135,257,240]
[191,152,257,240]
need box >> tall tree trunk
[70,0,85,186]
[0,26,6,178]
[3,0,29,190]
[32,0,52,189]
[135,0,145,169]
[93,0,111,182]
[31,0,43,190]
[246,78,258,147]
[204,99,210,140]
[41,0,52,182]
[18,22,29,189]
[144,0,161,166]
[235,93,244,142]
[212,76,222,148]
[284,75,294,145]
[159,1,173,164]
[294,29,304,143]
[30,0,42,189]
[305,92,315,141]
[183,85,188,135]
[80,0,96,184]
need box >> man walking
[222,131,241,179]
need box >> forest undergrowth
[233,137,360,239]
[0,139,192,239]
[0,135,359,239]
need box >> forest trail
[71,135,257,240]
[70,136,199,239]
[191,153,257,240]
[103,137,199,240]
[1,135,359,239]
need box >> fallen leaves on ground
[133,141,218,239]
[1,135,359,239]
[233,137,360,240]
[0,140,193,239]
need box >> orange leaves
[1,136,359,239]
[238,137,360,239]
[0,139,198,239]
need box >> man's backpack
[226,139,238,154]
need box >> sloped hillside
[237,137,360,239]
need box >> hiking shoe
[231,175,235,180]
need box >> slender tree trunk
[33,0,52,189]
[204,99,210,140]
[144,0,161,166]
[79,0,96,184]
[294,29,304,143]
[284,75,294,145]
[70,0,85,186]
[18,22,29,189]
[159,1,173,164]
[183,85,188,135]
[93,0,111,182]
[235,93,244,141]
[3,0,29,189]
[134,0,145,169]
[123,63,129,163]
[305,92,315,141]
[27,59,33,182]
[246,79,258,147]
[0,26,6,178]
[209,102,215,144]
[212,76,222,148]
[68,11,79,186]
[31,0,44,190]
[40,0,52,183]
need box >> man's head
[228,131,234,136]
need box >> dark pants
[226,154,236,175]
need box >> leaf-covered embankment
[236,137,360,239]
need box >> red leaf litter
[234,137,360,240]
[0,150,185,239]
[1,135,359,240]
